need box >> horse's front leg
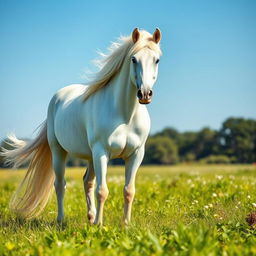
[83,161,96,224]
[92,146,109,225]
[124,147,144,225]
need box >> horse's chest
[107,124,146,158]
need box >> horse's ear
[132,28,140,43]
[153,28,161,44]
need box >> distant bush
[184,153,196,162]
[200,155,234,164]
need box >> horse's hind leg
[51,145,67,223]
[47,96,67,222]
[83,161,96,224]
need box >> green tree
[218,118,256,163]
[194,128,218,159]
[144,136,178,165]
[154,127,180,144]
[178,131,197,161]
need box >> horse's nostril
[148,90,153,97]
[137,90,143,99]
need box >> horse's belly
[55,127,91,158]
[54,109,91,158]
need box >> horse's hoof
[123,219,130,226]
[88,213,95,224]
[57,216,64,224]
[93,218,103,226]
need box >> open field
[1,164,256,255]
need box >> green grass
[1,165,256,255]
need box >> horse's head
[130,28,162,104]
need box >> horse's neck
[110,62,139,121]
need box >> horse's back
[55,84,87,103]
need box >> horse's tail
[0,121,54,219]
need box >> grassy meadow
[1,164,256,255]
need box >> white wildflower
[216,175,223,180]
[56,241,62,247]
[187,179,192,184]
[192,200,198,205]
[212,193,217,197]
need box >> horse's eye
[131,56,137,64]
[155,59,160,64]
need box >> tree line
[143,117,256,164]
[0,117,255,168]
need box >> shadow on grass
[0,217,69,231]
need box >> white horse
[1,28,162,225]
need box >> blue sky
[1,0,256,139]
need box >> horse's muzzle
[137,89,153,104]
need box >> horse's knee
[96,185,109,202]
[84,181,95,195]
[124,185,135,203]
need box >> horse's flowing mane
[82,30,162,101]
